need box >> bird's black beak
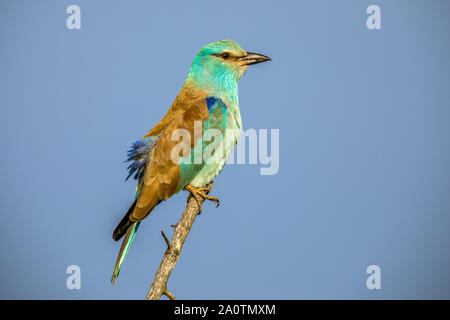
[238,52,271,66]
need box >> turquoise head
[186,40,270,94]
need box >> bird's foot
[185,182,220,212]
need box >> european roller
[111,39,270,284]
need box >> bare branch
[164,288,176,300]
[161,231,171,250]
[145,194,204,300]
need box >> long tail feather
[111,221,140,285]
[113,199,136,241]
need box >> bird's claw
[185,182,220,212]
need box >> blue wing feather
[125,135,160,181]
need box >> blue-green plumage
[175,96,228,192]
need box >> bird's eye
[221,52,230,59]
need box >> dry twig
[145,193,205,300]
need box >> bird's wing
[129,91,212,221]
[142,87,206,139]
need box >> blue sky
[0,0,449,299]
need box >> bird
[111,39,270,284]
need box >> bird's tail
[111,221,140,285]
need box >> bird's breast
[188,102,242,188]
